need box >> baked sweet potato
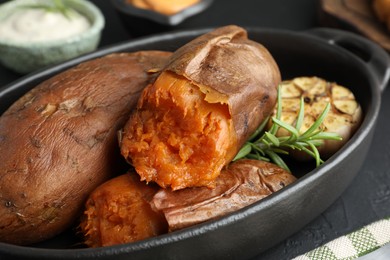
[81,172,167,247]
[80,159,295,247]
[0,51,171,245]
[120,25,281,190]
[151,159,296,231]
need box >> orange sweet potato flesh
[120,70,234,190]
[120,25,281,190]
[0,51,171,245]
[81,173,168,247]
[151,159,297,231]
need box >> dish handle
[304,28,390,93]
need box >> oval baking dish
[0,27,388,260]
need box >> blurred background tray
[319,0,390,51]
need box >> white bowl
[0,0,105,74]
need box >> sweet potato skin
[0,51,171,245]
[165,25,281,147]
[151,159,296,231]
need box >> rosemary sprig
[20,0,78,19]
[233,86,342,172]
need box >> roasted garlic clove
[271,76,362,160]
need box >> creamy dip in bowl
[0,0,105,74]
[0,8,90,43]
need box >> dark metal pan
[0,27,389,260]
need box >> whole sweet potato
[120,25,281,190]
[0,51,171,245]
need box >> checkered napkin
[293,217,390,260]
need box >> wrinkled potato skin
[151,159,296,231]
[165,25,281,147]
[0,51,171,245]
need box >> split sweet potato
[151,159,296,231]
[80,159,296,246]
[0,51,171,245]
[120,25,281,190]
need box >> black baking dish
[0,27,389,260]
[111,0,214,36]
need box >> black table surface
[1,0,390,259]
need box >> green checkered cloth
[293,217,390,260]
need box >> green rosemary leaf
[247,153,270,162]
[266,150,290,172]
[265,132,280,146]
[283,143,300,150]
[300,103,330,139]
[306,139,324,147]
[294,143,316,156]
[252,143,266,156]
[248,116,269,142]
[233,142,251,161]
[291,141,305,150]
[269,147,289,155]
[304,129,323,139]
[269,85,283,135]
[310,132,343,141]
[272,117,299,138]
[246,153,259,160]
[285,133,299,145]
[306,141,322,167]
[260,138,271,148]
[294,140,323,149]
